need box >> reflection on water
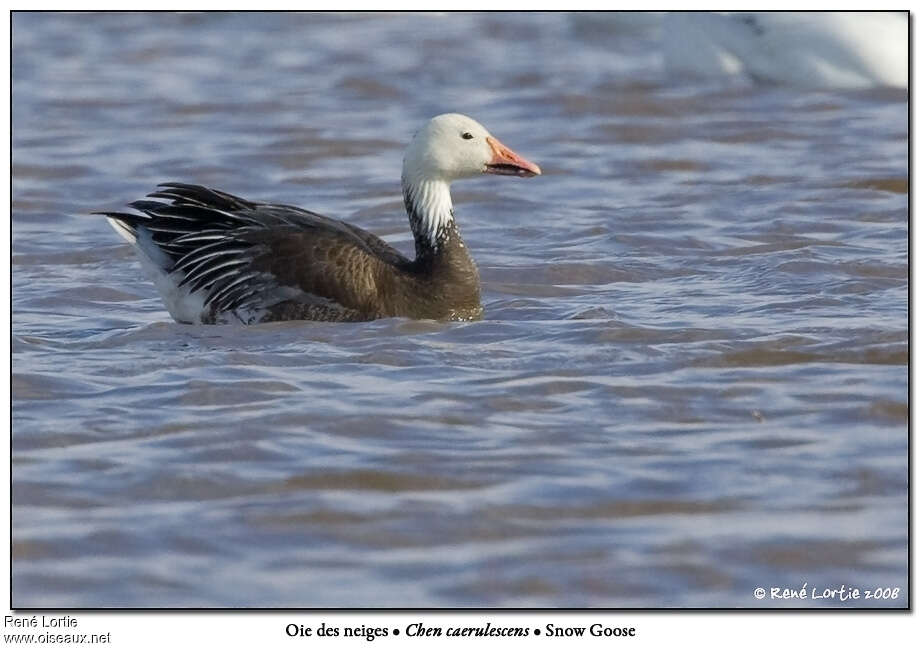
[12,12,907,607]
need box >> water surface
[12,12,907,607]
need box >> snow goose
[663,12,907,89]
[101,114,541,324]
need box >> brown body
[102,183,484,324]
[248,220,483,323]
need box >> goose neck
[402,176,456,257]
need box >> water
[11,12,907,607]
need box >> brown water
[11,12,907,607]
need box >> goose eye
[461,132,474,140]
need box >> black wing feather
[99,182,410,318]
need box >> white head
[401,113,540,253]
[402,113,541,185]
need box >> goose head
[402,113,541,185]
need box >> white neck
[401,174,455,254]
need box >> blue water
[11,12,907,607]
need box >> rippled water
[12,12,907,607]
